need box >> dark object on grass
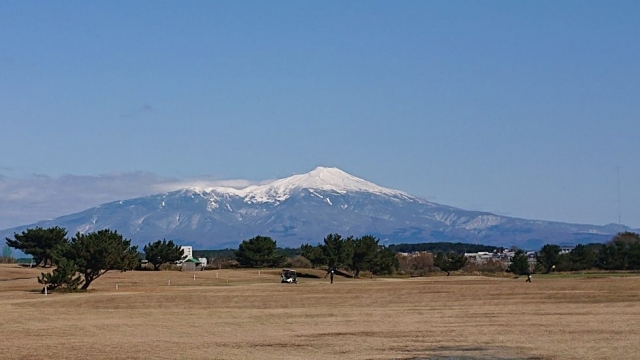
[280,269,297,284]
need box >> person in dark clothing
[325,268,335,284]
[526,272,532,283]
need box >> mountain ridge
[0,167,632,249]
[177,166,418,205]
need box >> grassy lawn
[533,271,640,279]
[1,264,640,360]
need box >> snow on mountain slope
[194,166,418,206]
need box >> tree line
[493,232,640,276]
[299,234,398,276]
[536,232,640,273]
[389,242,501,254]
[192,247,300,262]
[195,235,473,277]
[7,225,640,291]
[5,227,190,291]
[6,227,139,291]
[221,233,400,276]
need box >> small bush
[463,258,507,274]
[286,255,312,269]
[207,259,239,269]
[159,263,182,271]
[396,252,436,276]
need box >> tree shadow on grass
[396,346,544,360]
[296,272,321,279]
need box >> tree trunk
[81,270,103,290]
[80,278,92,290]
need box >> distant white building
[464,252,494,263]
[559,246,575,255]
[180,246,193,260]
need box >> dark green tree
[37,257,83,292]
[235,235,286,268]
[597,232,640,270]
[321,233,353,270]
[536,244,561,273]
[352,235,380,278]
[433,251,468,276]
[567,244,596,271]
[300,243,325,268]
[5,227,68,267]
[628,241,640,270]
[63,229,139,290]
[144,239,185,270]
[552,243,599,271]
[369,245,399,275]
[508,250,531,275]
[597,243,620,270]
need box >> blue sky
[1,1,639,229]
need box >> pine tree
[63,230,139,290]
[508,250,531,275]
[434,251,467,276]
[300,243,325,268]
[38,257,83,292]
[537,244,561,273]
[144,239,185,270]
[5,227,68,267]
[321,233,353,270]
[235,236,286,268]
[352,235,379,278]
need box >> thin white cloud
[0,172,263,230]
[152,178,272,192]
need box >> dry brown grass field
[1,264,639,360]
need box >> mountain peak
[264,166,409,197]
[295,166,371,189]
[308,166,349,176]
[202,166,414,204]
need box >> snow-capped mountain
[0,167,629,249]
[187,166,416,207]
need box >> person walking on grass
[526,271,532,283]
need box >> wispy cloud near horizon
[0,172,264,230]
